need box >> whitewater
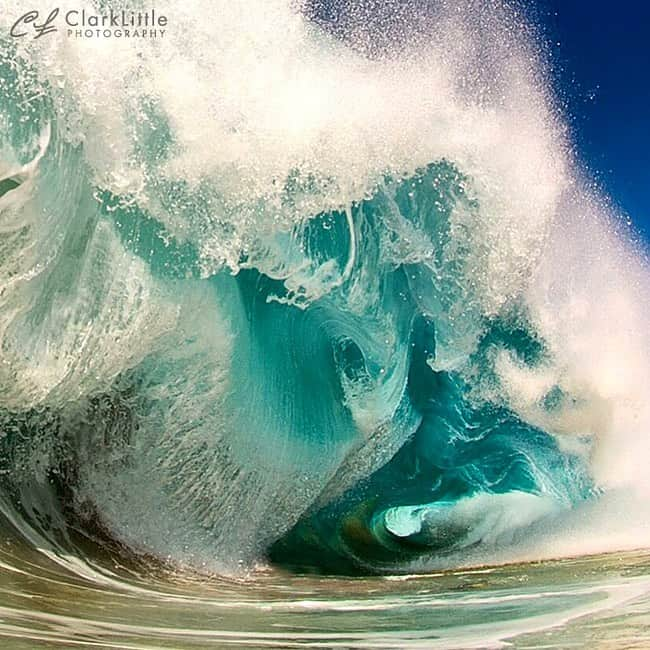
[1,3,650,643]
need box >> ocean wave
[0,0,649,576]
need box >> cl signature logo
[10,9,59,39]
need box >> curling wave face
[1,0,650,576]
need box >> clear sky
[534,0,650,237]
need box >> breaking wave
[1,0,649,576]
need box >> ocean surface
[1,0,650,647]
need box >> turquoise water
[1,0,650,646]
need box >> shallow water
[3,512,650,650]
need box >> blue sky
[535,0,650,236]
